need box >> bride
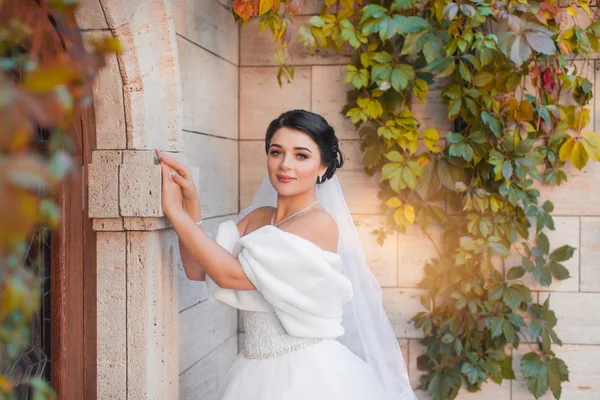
[158,109,416,400]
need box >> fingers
[170,171,185,185]
[160,162,176,185]
[155,150,189,178]
[160,161,168,181]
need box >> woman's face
[267,127,328,197]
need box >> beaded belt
[242,338,324,359]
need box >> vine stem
[517,331,545,361]
[422,226,443,258]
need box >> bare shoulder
[289,209,339,253]
[237,206,276,236]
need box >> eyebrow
[269,143,313,153]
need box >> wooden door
[0,2,97,399]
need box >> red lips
[277,174,296,183]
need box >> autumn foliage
[0,1,119,398]
[235,0,600,398]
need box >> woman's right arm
[157,149,256,287]
[179,199,206,280]
[179,201,258,281]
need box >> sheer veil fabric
[237,175,417,400]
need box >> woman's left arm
[158,156,255,290]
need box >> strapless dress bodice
[241,310,325,359]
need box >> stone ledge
[88,149,201,229]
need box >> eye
[269,150,281,156]
[296,153,309,159]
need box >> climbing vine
[0,1,119,398]
[234,0,600,398]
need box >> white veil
[236,174,417,400]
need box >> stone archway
[74,0,185,398]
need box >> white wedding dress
[207,220,394,400]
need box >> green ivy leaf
[503,286,521,309]
[400,31,427,55]
[501,161,513,180]
[473,71,494,87]
[360,4,388,23]
[397,16,429,34]
[448,98,462,119]
[547,358,569,399]
[507,266,525,280]
[537,232,550,255]
[549,245,575,262]
[391,64,415,92]
[441,332,455,343]
[507,312,526,327]
[423,34,444,64]
[502,319,517,344]
[500,356,516,380]
[371,51,393,64]
[459,61,471,82]
[481,111,503,137]
[461,362,486,385]
[521,352,549,398]
[549,262,570,280]
[487,316,504,338]
[371,64,393,85]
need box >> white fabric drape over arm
[208,220,353,339]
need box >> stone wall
[78,1,182,399]
[77,0,239,398]
[172,0,240,398]
[238,6,600,400]
[79,0,600,398]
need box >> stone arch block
[76,0,183,151]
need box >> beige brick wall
[172,0,240,397]
[83,0,600,397]
[238,8,600,399]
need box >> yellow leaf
[490,196,502,212]
[102,37,123,53]
[259,0,274,15]
[519,100,534,120]
[24,66,79,93]
[571,140,589,170]
[520,121,536,133]
[573,108,590,132]
[422,128,439,140]
[582,131,600,147]
[385,196,403,208]
[423,128,441,152]
[404,204,416,224]
[393,207,408,227]
[566,5,577,16]
[274,48,286,65]
[366,99,383,119]
[581,139,600,161]
[578,1,592,16]
[559,137,575,162]
[407,140,419,154]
